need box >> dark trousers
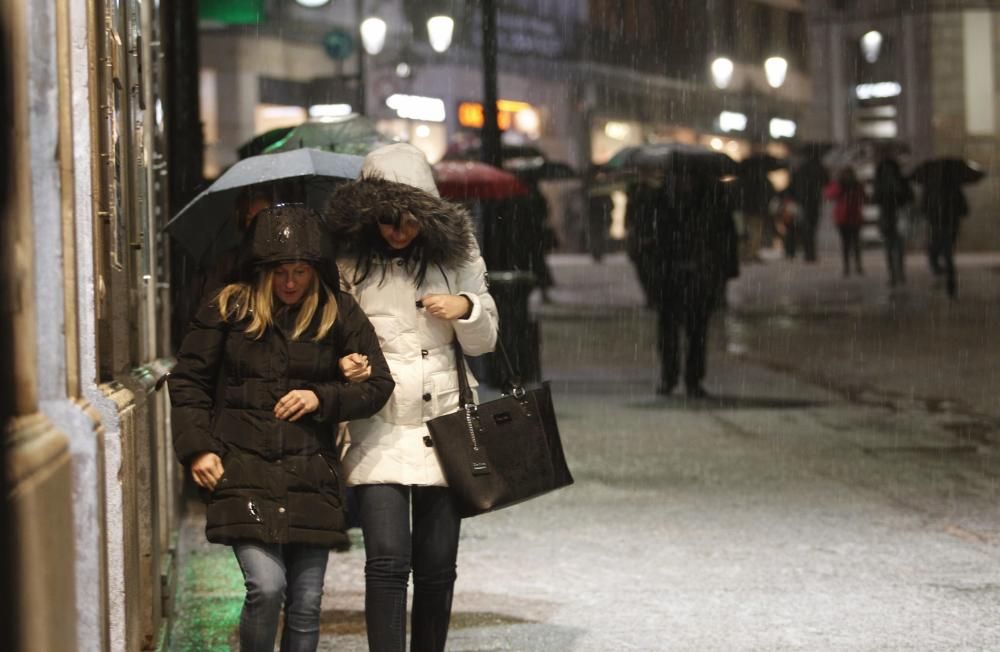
[837,225,863,275]
[657,281,717,390]
[356,484,461,652]
[929,219,959,297]
[879,213,906,286]
[800,204,820,262]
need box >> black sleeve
[168,299,228,466]
[305,293,394,422]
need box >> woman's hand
[339,353,371,383]
[275,389,320,422]
[190,452,224,491]
[420,293,473,321]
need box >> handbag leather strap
[450,333,523,407]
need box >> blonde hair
[217,265,338,341]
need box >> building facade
[806,0,1000,249]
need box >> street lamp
[710,56,734,89]
[764,56,788,89]
[860,30,883,63]
[360,17,387,55]
[426,15,454,53]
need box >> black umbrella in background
[910,157,986,186]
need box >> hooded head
[325,143,477,287]
[221,203,340,340]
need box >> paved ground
[168,242,1000,651]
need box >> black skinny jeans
[837,225,863,275]
[356,484,461,652]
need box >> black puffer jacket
[169,291,393,547]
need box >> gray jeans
[232,541,330,652]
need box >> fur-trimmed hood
[324,144,477,274]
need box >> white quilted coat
[340,256,498,486]
[335,143,499,486]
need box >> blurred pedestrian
[873,154,913,286]
[625,172,661,307]
[586,164,613,263]
[737,159,776,262]
[654,169,739,398]
[168,204,395,652]
[912,163,972,298]
[788,149,829,262]
[824,167,867,277]
[324,143,499,652]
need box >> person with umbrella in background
[910,158,985,298]
[824,167,867,277]
[788,145,830,263]
[873,151,914,287]
[654,158,740,398]
[168,205,395,652]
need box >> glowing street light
[360,17,387,55]
[861,30,883,63]
[710,57,735,89]
[426,15,454,53]
[764,56,788,89]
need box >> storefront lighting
[426,15,454,53]
[360,17,387,55]
[386,94,446,122]
[861,30,883,64]
[855,82,902,100]
[764,56,788,89]
[710,137,724,151]
[308,104,353,120]
[395,62,412,78]
[513,108,540,136]
[710,57,734,89]
[769,117,797,139]
[415,124,431,138]
[458,100,533,130]
[295,0,330,7]
[719,111,748,132]
[604,121,631,141]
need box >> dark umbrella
[910,157,985,186]
[264,115,390,156]
[603,143,739,178]
[165,148,363,264]
[738,153,789,174]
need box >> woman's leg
[233,542,287,652]
[357,484,412,652]
[279,545,330,652]
[410,487,461,652]
[837,226,850,276]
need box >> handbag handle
[450,331,523,408]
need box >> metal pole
[480,0,500,168]
[356,0,366,115]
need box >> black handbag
[426,338,574,518]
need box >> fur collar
[324,174,477,272]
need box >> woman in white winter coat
[325,143,498,652]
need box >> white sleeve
[452,254,498,356]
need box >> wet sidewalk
[167,248,1000,651]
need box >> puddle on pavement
[318,609,532,636]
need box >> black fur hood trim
[324,173,477,271]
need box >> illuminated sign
[386,94,446,122]
[719,111,748,132]
[769,118,797,139]
[855,82,902,100]
[458,100,534,131]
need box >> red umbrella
[433,160,529,201]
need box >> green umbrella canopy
[264,115,391,156]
